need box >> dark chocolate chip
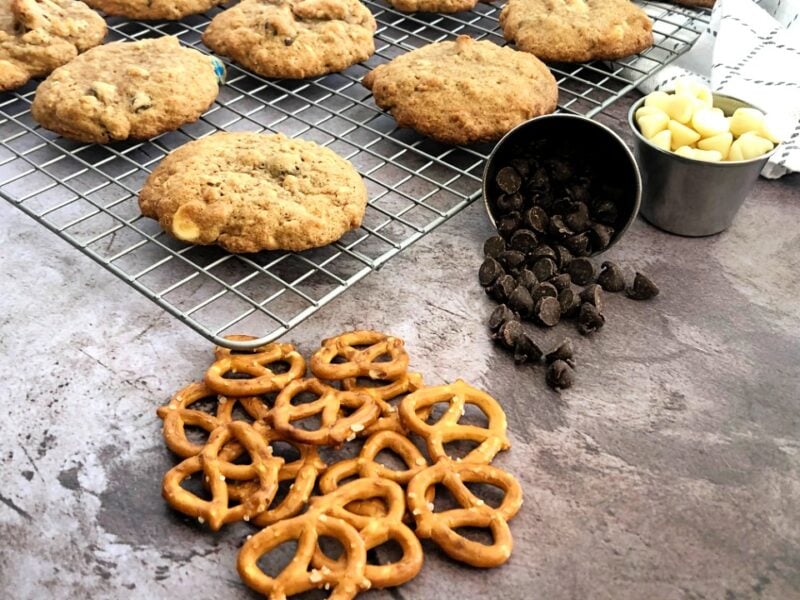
[284,37,295,46]
[593,199,619,225]
[535,296,561,327]
[509,158,531,179]
[508,285,534,318]
[549,273,572,292]
[498,250,526,272]
[496,211,521,239]
[549,215,574,239]
[567,257,596,286]
[558,288,580,317]
[564,202,591,233]
[514,334,543,364]
[545,338,574,365]
[552,197,575,216]
[546,360,575,390]
[496,193,524,214]
[523,206,549,234]
[547,159,573,183]
[483,235,506,259]
[597,261,625,292]
[479,257,504,287]
[554,245,573,269]
[496,166,522,194]
[577,302,605,336]
[579,283,604,313]
[626,272,660,300]
[531,244,557,262]
[564,232,591,257]
[568,179,591,204]
[488,304,516,332]
[489,274,516,303]
[531,257,557,282]
[498,319,524,350]
[528,167,549,191]
[510,229,538,253]
[531,282,558,304]
[529,190,553,210]
[516,269,538,292]
[589,223,615,251]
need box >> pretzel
[317,459,389,518]
[226,424,327,527]
[407,460,523,568]
[238,512,369,600]
[399,380,510,464]
[310,330,409,381]
[205,342,306,397]
[342,373,426,435]
[162,422,282,531]
[157,382,271,460]
[271,378,380,446]
[310,478,423,589]
[213,334,278,361]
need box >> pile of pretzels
[157,330,523,599]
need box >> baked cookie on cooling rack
[138,132,368,253]
[500,0,653,63]
[386,0,477,14]
[31,37,224,143]
[202,0,376,79]
[83,0,227,20]
[362,35,558,145]
[0,0,106,92]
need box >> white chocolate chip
[90,81,117,103]
[130,91,152,113]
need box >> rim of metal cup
[627,93,780,166]
[482,114,643,256]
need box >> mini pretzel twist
[399,380,510,464]
[406,460,523,568]
[205,342,306,397]
[310,330,409,381]
[310,478,423,589]
[342,372,426,435]
[226,423,327,527]
[271,378,380,446]
[162,421,282,531]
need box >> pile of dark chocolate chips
[480,143,659,391]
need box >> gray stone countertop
[1,101,799,600]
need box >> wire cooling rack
[0,1,708,349]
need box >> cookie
[31,37,223,144]
[203,0,376,80]
[500,0,654,63]
[362,36,558,146]
[0,0,106,92]
[138,132,368,253]
[387,0,477,14]
[82,0,225,20]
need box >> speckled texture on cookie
[0,0,105,91]
[500,0,653,63]
[31,37,221,144]
[138,132,368,253]
[82,0,226,20]
[362,36,558,146]
[387,0,476,14]
[203,0,376,79]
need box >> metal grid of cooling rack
[0,1,708,350]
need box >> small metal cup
[628,93,779,237]
[483,114,642,256]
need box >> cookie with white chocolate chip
[31,37,224,144]
[0,0,106,92]
[138,132,368,253]
[82,0,227,20]
[202,0,376,79]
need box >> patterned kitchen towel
[636,0,800,178]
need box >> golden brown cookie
[203,0,376,79]
[362,36,558,146]
[31,37,223,143]
[138,132,368,253]
[387,0,476,14]
[500,0,654,63]
[82,0,226,20]
[0,0,105,92]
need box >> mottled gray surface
[1,102,799,600]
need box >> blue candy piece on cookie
[210,56,226,85]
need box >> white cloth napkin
[634,0,800,178]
